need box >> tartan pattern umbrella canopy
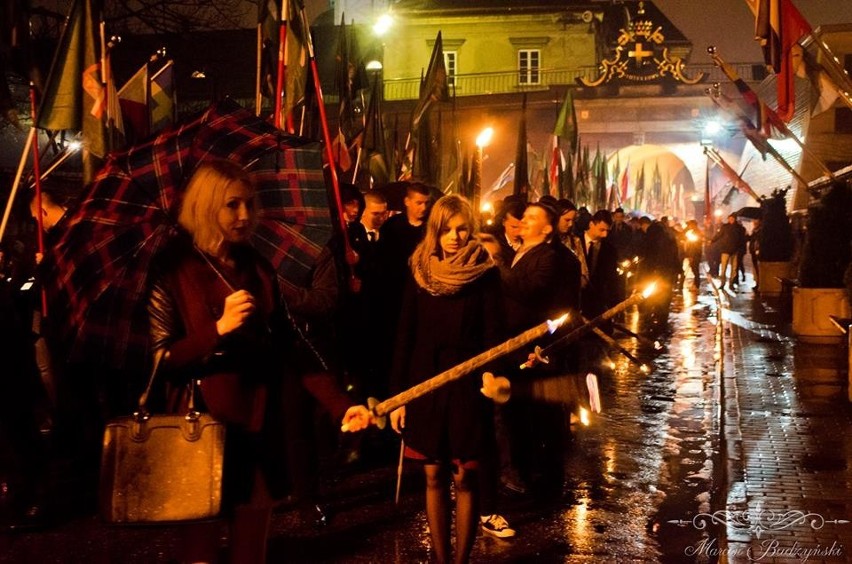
[44,99,331,369]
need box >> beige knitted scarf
[412,241,495,296]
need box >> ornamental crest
[580,1,704,87]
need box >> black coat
[581,237,621,318]
[390,268,503,461]
[500,242,565,334]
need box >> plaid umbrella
[44,99,331,370]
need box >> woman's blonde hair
[410,194,476,273]
[178,159,256,255]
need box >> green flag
[410,31,448,133]
[553,89,578,155]
[38,0,106,162]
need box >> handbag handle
[136,348,200,417]
[137,348,167,414]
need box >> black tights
[424,463,479,564]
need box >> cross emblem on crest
[629,42,654,63]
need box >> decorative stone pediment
[581,1,704,86]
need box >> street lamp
[473,127,494,220]
[373,14,393,36]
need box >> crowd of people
[0,169,759,562]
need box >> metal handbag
[99,351,225,523]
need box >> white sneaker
[480,514,516,538]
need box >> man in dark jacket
[580,210,620,319]
[711,214,747,289]
[498,201,573,494]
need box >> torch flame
[546,313,570,334]
[642,282,657,299]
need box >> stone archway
[608,144,696,219]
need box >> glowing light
[642,281,658,298]
[579,407,591,426]
[714,209,723,218]
[640,364,651,374]
[68,141,82,152]
[481,201,493,214]
[654,340,662,350]
[608,360,616,370]
[365,60,383,71]
[621,259,632,268]
[373,14,393,36]
[685,230,698,242]
[703,120,722,136]
[547,313,570,333]
[476,127,494,148]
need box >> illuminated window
[444,51,457,87]
[518,49,540,85]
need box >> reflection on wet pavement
[0,284,744,562]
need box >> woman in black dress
[390,194,503,563]
[148,160,371,562]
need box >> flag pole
[705,84,811,191]
[710,49,835,182]
[273,0,289,130]
[255,16,263,115]
[298,2,359,285]
[702,146,761,202]
[28,83,48,317]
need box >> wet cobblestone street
[2,275,851,563]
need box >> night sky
[656,0,852,64]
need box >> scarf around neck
[413,240,495,296]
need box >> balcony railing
[381,62,765,101]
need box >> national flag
[257,0,281,100]
[38,0,107,164]
[651,160,662,203]
[363,74,390,187]
[606,181,619,210]
[593,144,607,210]
[620,160,630,205]
[490,163,515,193]
[553,89,578,155]
[335,14,362,144]
[412,104,437,184]
[150,60,175,133]
[706,87,785,164]
[562,150,574,202]
[118,62,148,142]
[103,45,124,152]
[257,0,308,124]
[513,95,530,198]
[704,147,760,201]
[711,51,793,140]
[547,136,563,197]
[331,130,352,172]
[634,163,645,211]
[410,31,448,133]
[749,0,812,122]
[575,145,590,206]
[285,0,309,121]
